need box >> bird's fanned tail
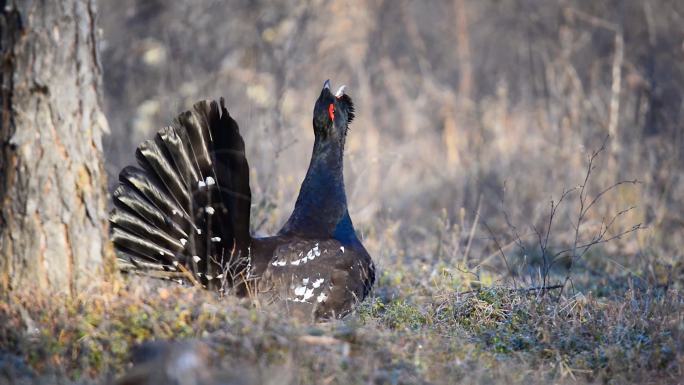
[110,99,252,290]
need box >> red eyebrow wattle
[328,104,335,121]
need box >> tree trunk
[0,0,111,295]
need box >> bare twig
[482,221,516,289]
[499,137,641,299]
[556,138,642,299]
[463,195,482,266]
[501,181,527,255]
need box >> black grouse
[110,80,375,320]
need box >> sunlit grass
[1,245,681,385]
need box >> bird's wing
[257,239,374,320]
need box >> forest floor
[0,257,681,385]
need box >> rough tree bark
[0,0,111,295]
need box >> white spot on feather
[205,176,216,186]
[180,238,187,246]
[171,209,178,216]
[303,288,315,301]
[340,246,345,253]
[198,180,207,188]
[312,278,324,288]
[211,237,221,242]
[205,206,215,215]
[192,255,201,263]
[302,278,309,285]
[317,292,328,303]
[206,275,214,281]
[291,244,321,265]
[294,286,306,296]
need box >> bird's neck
[280,137,350,238]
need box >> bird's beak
[322,80,347,98]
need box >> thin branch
[482,221,515,289]
[583,179,640,215]
[463,195,482,266]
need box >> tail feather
[109,209,184,253]
[119,166,186,221]
[208,100,251,247]
[136,138,192,210]
[158,126,200,192]
[110,98,252,289]
[116,250,171,271]
[110,227,179,264]
[113,185,189,240]
[178,109,212,172]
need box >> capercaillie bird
[110,80,375,320]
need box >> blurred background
[99,0,684,287]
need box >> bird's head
[312,80,355,142]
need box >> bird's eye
[328,103,335,121]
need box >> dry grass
[0,235,681,385]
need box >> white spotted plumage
[303,287,315,301]
[294,285,306,296]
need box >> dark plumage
[110,80,375,320]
